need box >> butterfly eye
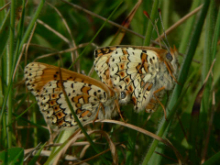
[166,53,173,61]
[119,90,130,105]
[120,91,126,99]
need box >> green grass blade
[142,0,210,164]
[0,0,45,129]
[188,92,201,164]
[200,4,220,163]
[143,0,159,46]
[212,7,220,87]
[6,0,22,150]
[7,0,16,149]
[14,101,37,122]
[200,0,215,116]
[202,151,220,165]
[19,0,45,53]
[0,10,10,59]
[161,1,170,30]
[0,147,24,165]
[198,1,216,163]
[44,138,74,165]
[69,1,123,69]
[14,0,26,65]
[211,8,220,59]
[28,143,46,165]
[178,0,201,54]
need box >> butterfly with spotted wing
[94,46,178,116]
[24,62,125,131]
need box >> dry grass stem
[0,1,11,11]
[61,0,145,39]
[34,42,95,61]
[46,2,80,72]
[156,5,203,42]
[37,19,70,44]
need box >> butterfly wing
[94,46,162,112]
[25,62,118,130]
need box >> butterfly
[24,62,124,131]
[94,46,178,115]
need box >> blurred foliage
[0,0,220,164]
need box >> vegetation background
[0,0,220,164]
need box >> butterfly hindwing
[25,62,119,130]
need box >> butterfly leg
[164,61,179,85]
[153,86,168,121]
[49,131,59,144]
[114,100,125,122]
[93,103,105,125]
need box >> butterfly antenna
[143,11,162,48]
[158,8,171,51]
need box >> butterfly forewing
[25,62,119,130]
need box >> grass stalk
[7,0,16,149]
[0,0,45,127]
[199,0,215,156]
[162,1,169,30]
[69,1,123,69]
[0,10,10,59]
[0,1,8,151]
[211,7,220,60]
[32,106,38,147]
[1,1,219,164]
[143,0,159,46]
[142,0,210,164]
[201,3,220,163]
[19,0,45,53]
[202,151,220,165]
[178,0,201,54]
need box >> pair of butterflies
[24,46,178,131]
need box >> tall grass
[0,0,220,164]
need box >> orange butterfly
[24,62,123,130]
[94,46,178,117]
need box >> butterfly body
[94,46,178,113]
[25,62,120,130]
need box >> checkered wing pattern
[94,46,178,113]
[24,62,119,130]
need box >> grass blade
[142,0,210,164]
[67,1,123,69]
[0,0,45,129]
[202,151,220,165]
[178,0,201,54]
[143,0,159,46]
[0,10,10,59]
